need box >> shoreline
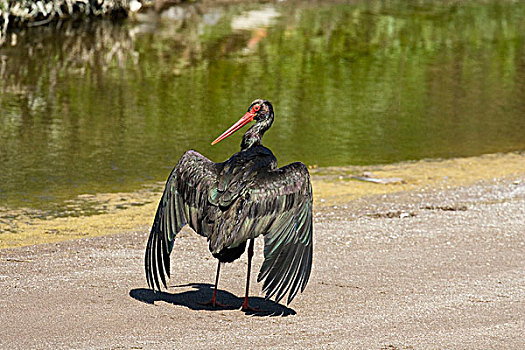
[1,151,523,249]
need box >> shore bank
[0,153,523,348]
[1,151,523,249]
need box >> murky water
[1,0,524,211]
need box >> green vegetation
[0,0,132,46]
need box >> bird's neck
[241,117,272,150]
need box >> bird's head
[248,99,273,122]
[212,99,273,145]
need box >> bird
[144,99,313,311]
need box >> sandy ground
[1,162,524,349]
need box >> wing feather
[248,162,313,305]
[144,150,218,291]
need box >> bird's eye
[253,105,261,112]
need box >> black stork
[145,99,313,311]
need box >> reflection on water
[0,0,524,210]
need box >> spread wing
[145,150,218,291]
[239,162,313,305]
[145,150,313,305]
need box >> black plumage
[145,99,313,307]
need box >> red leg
[241,239,259,312]
[199,261,228,307]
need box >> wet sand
[1,152,524,349]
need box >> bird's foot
[240,300,260,312]
[198,298,229,308]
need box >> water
[1,0,524,211]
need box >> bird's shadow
[129,283,296,317]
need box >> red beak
[211,111,255,145]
